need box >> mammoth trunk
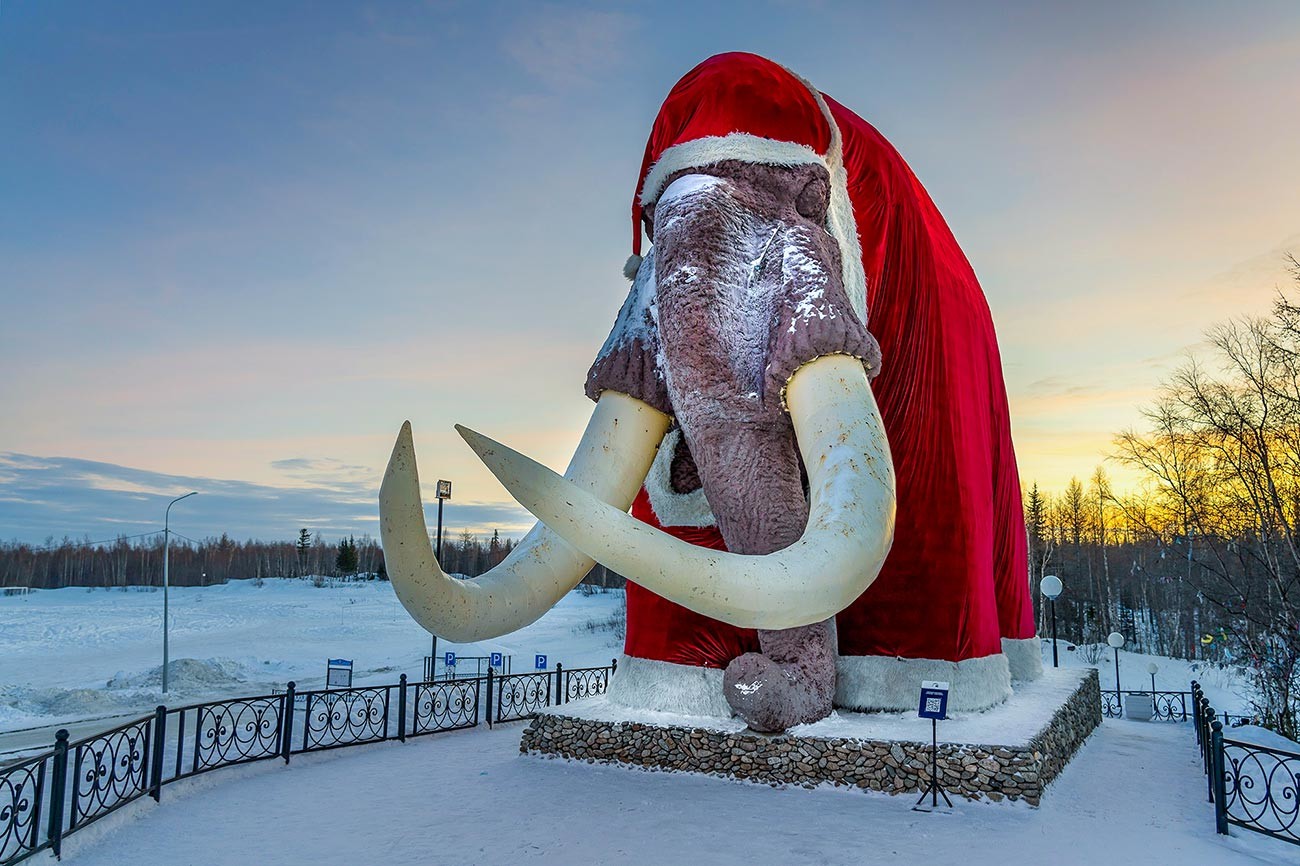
[653,170,847,730]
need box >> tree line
[0,528,523,589]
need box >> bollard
[48,729,69,858]
[281,682,297,763]
[398,674,408,742]
[150,705,167,801]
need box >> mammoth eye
[795,176,829,221]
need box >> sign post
[326,658,354,690]
[913,680,952,812]
[490,652,503,669]
[534,654,547,671]
[444,651,456,680]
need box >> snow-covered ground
[0,578,625,736]
[1,577,1256,740]
[42,717,1290,866]
[6,577,1297,863]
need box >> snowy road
[52,719,1289,866]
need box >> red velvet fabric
[621,53,1032,669]
[624,489,759,667]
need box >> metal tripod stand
[913,717,953,811]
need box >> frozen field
[0,576,1254,739]
[0,578,625,735]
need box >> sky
[2,1,1298,545]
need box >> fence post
[486,667,494,730]
[47,729,69,858]
[611,657,617,675]
[555,662,563,707]
[1210,720,1229,835]
[150,705,166,802]
[1204,703,1216,801]
[398,674,408,743]
[281,682,296,764]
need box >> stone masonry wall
[520,670,1101,806]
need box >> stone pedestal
[521,668,1100,806]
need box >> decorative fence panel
[3,660,621,865]
[189,694,287,775]
[67,717,152,834]
[0,751,50,865]
[492,673,552,724]
[411,679,480,736]
[1100,689,1190,721]
[1192,679,1300,848]
[560,664,614,704]
[300,686,392,752]
[1220,737,1300,845]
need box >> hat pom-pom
[623,253,643,281]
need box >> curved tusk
[379,391,669,642]
[463,354,896,630]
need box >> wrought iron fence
[0,659,616,865]
[1192,679,1299,847]
[0,749,50,864]
[67,717,152,834]
[1100,689,1191,721]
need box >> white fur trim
[623,253,643,280]
[607,654,733,718]
[835,652,1013,713]
[640,134,824,208]
[642,428,716,528]
[1002,636,1045,683]
[792,71,867,325]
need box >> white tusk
[379,391,669,642]
[463,354,896,630]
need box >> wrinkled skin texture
[595,161,878,732]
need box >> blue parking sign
[534,654,547,670]
[444,651,456,667]
[490,652,503,667]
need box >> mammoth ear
[587,249,671,416]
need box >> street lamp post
[163,491,198,694]
[1148,662,1159,695]
[1040,575,1063,668]
[430,480,453,678]
[1107,631,1126,703]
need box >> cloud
[501,4,638,90]
[0,453,532,545]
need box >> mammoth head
[379,55,896,643]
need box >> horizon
[3,1,1298,544]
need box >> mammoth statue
[380,53,1041,734]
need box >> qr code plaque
[924,697,942,714]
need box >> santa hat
[624,52,868,324]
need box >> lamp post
[429,480,453,677]
[1148,662,1159,695]
[1107,631,1125,702]
[163,491,198,694]
[1040,575,1063,668]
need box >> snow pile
[105,658,250,691]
